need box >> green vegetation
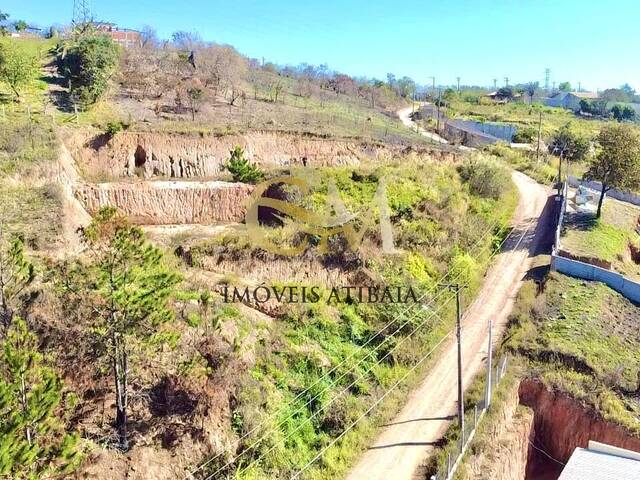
[548,123,589,162]
[505,274,640,433]
[188,159,517,479]
[224,146,264,184]
[444,95,605,139]
[484,143,558,185]
[0,235,35,328]
[0,318,83,479]
[55,208,182,450]
[561,198,640,279]
[458,156,511,200]
[0,40,39,100]
[56,32,120,106]
[586,123,640,217]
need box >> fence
[430,356,509,480]
[551,182,640,303]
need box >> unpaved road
[397,106,448,144]
[346,171,553,480]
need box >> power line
[288,215,538,479]
[188,218,505,478]
[203,215,537,480]
[290,332,452,480]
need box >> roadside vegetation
[505,274,640,433]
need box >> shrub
[105,121,124,136]
[224,146,264,183]
[458,156,510,199]
[512,126,537,143]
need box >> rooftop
[559,441,640,480]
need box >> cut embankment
[68,130,459,180]
[458,378,640,480]
[75,180,253,225]
[520,379,640,480]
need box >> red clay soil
[519,378,640,465]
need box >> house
[486,90,523,103]
[558,441,640,480]
[94,22,141,48]
[544,91,598,112]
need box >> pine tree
[0,229,35,329]
[0,318,82,478]
[224,146,264,184]
[81,207,181,450]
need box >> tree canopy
[586,124,640,217]
[0,41,39,100]
[56,32,119,106]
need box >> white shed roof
[559,441,640,480]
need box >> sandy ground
[397,106,449,144]
[346,171,553,480]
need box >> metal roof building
[559,441,640,480]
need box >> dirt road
[397,105,449,144]
[346,171,553,480]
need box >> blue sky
[7,0,640,91]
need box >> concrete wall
[551,254,640,303]
[551,182,640,303]
[568,175,640,207]
[419,105,516,146]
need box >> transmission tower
[73,0,92,24]
[544,68,550,91]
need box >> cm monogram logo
[245,173,397,256]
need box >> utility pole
[436,88,442,132]
[428,76,435,99]
[493,78,497,90]
[504,76,509,87]
[536,111,542,162]
[578,81,581,92]
[456,76,460,92]
[439,283,467,438]
[485,319,493,407]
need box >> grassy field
[444,97,606,139]
[505,273,640,433]
[561,195,640,279]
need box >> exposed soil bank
[519,379,640,479]
[461,381,535,480]
[70,130,459,180]
[75,180,253,224]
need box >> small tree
[56,33,119,106]
[224,146,264,184]
[0,12,9,37]
[548,124,589,162]
[586,124,640,217]
[0,232,35,329]
[526,81,538,104]
[0,42,39,100]
[186,86,203,120]
[13,20,27,32]
[79,208,181,450]
[558,81,571,92]
[0,318,82,478]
